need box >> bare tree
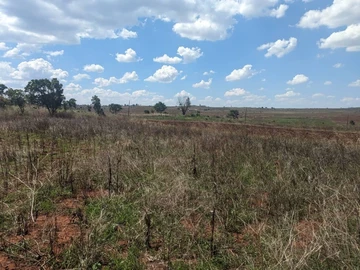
[178,96,191,116]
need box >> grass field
[0,108,360,269]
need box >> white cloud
[225,65,257,81]
[275,90,300,100]
[257,37,297,58]
[65,83,82,92]
[119,28,137,39]
[312,93,325,98]
[324,81,332,85]
[93,71,139,87]
[349,79,360,87]
[0,58,68,87]
[175,90,196,100]
[192,78,212,89]
[333,63,344,68]
[203,70,215,75]
[43,50,64,57]
[177,46,203,63]
[73,73,91,81]
[115,48,142,62]
[145,65,179,83]
[215,0,288,18]
[3,43,41,58]
[65,87,162,105]
[298,0,360,29]
[173,18,231,41]
[287,74,309,85]
[153,54,182,64]
[84,64,104,73]
[224,88,248,97]
[180,75,187,80]
[319,24,360,52]
[341,97,360,104]
[0,42,9,50]
[0,0,290,44]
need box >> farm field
[0,108,360,269]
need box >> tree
[68,98,77,109]
[6,88,26,114]
[25,78,65,116]
[154,101,167,113]
[228,109,239,119]
[109,103,122,114]
[178,96,191,116]
[91,95,105,116]
[0,84,8,96]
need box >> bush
[144,110,150,114]
[350,120,355,126]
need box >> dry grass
[0,110,359,269]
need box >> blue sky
[0,0,359,108]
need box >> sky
[0,0,359,108]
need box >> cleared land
[0,108,360,269]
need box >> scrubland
[0,110,360,269]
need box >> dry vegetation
[0,110,360,269]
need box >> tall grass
[0,112,359,269]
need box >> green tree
[178,96,191,116]
[91,95,105,116]
[109,103,122,114]
[228,109,239,119]
[6,88,26,114]
[68,98,77,109]
[25,78,65,116]
[0,84,8,96]
[154,101,167,113]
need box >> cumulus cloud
[257,37,297,58]
[275,90,300,100]
[175,90,196,100]
[0,58,68,87]
[84,64,104,73]
[64,83,82,92]
[73,73,91,81]
[298,0,360,29]
[43,50,64,57]
[318,24,360,52]
[3,43,41,58]
[177,47,203,63]
[93,71,139,87]
[224,88,248,97]
[349,79,360,87]
[65,87,163,105]
[115,48,142,62]
[180,75,187,80]
[0,42,9,50]
[0,0,289,44]
[145,65,179,83]
[119,29,138,39]
[192,78,212,89]
[287,74,309,85]
[225,65,257,81]
[153,54,182,64]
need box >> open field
[107,105,360,130]
[0,109,360,269]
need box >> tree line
[0,77,192,116]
